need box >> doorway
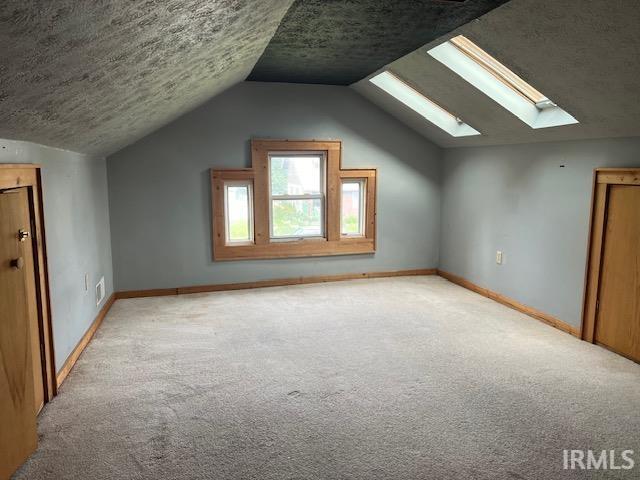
[0,165,56,478]
[583,168,640,362]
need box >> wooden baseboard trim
[116,287,177,299]
[437,269,581,337]
[55,293,116,388]
[116,268,438,299]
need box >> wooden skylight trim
[449,35,548,105]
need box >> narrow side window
[224,181,253,244]
[341,179,365,236]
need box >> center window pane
[269,153,325,239]
[272,199,322,237]
[270,155,322,195]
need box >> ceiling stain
[248,0,509,85]
[0,0,293,156]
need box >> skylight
[428,35,578,129]
[369,71,480,137]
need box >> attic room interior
[1,0,639,478]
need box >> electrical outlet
[496,250,503,265]
[96,276,105,306]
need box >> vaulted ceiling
[1,0,638,156]
[0,0,506,156]
[0,0,293,156]
[248,0,508,85]
[352,0,640,147]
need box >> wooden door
[20,189,45,413]
[0,188,39,479]
[594,185,640,362]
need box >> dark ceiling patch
[248,0,510,85]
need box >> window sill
[214,237,375,261]
[269,236,327,243]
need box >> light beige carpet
[15,276,640,479]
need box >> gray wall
[0,139,113,371]
[440,137,640,328]
[4,84,638,370]
[107,81,442,291]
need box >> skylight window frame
[369,70,480,138]
[428,36,578,129]
[449,35,549,106]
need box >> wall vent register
[96,276,105,306]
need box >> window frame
[211,139,376,261]
[428,35,578,129]
[369,70,481,137]
[223,180,254,245]
[449,35,548,106]
[268,151,327,241]
[340,178,366,237]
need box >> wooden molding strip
[116,268,438,299]
[115,287,178,299]
[0,163,42,169]
[437,269,581,337]
[55,293,116,388]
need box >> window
[211,140,377,260]
[341,179,365,236]
[224,181,253,244]
[428,35,578,129]
[449,35,548,105]
[369,71,480,137]
[269,153,325,239]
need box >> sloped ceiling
[0,0,293,156]
[352,0,640,147]
[248,0,508,85]
[4,0,638,155]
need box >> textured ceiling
[248,0,508,85]
[0,0,293,156]
[353,0,640,147]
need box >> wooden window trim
[385,71,463,121]
[268,150,327,240]
[581,168,640,343]
[450,35,547,105]
[340,170,376,243]
[211,140,376,260]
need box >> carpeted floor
[15,276,640,479]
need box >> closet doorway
[583,168,640,362]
